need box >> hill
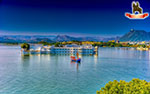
[53,35,119,42]
[119,30,150,42]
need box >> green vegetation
[22,41,149,48]
[37,41,144,47]
[21,43,30,51]
[140,44,147,48]
[0,43,19,45]
[38,41,63,47]
[38,41,52,46]
[92,42,123,47]
[97,79,150,94]
[54,42,63,47]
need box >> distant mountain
[53,35,99,42]
[29,38,53,43]
[0,35,54,43]
[94,36,120,42]
[53,35,78,42]
[53,35,119,42]
[119,30,150,42]
[0,35,120,43]
[3,30,150,43]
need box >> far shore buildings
[21,44,98,55]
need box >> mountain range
[0,30,150,43]
[0,35,54,43]
[53,35,119,42]
[0,35,119,43]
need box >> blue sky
[0,0,150,37]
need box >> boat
[70,52,81,63]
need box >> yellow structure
[141,41,146,44]
[109,40,115,42]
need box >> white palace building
[21,44,98,55]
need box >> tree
[21,43,30,51]
[97,79,150,94]
[141,44,146,48]
[54,42,62,47]
[38,41,51,46]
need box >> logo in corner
[125,1,149,19]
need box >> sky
[0,0,150,37]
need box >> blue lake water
[1,46,150,94]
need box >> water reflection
[118,47,136,51]
[21,55,30,67]
[149,51,150,61]
[94,54,98,64]
[71,61,81,71]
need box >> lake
[1,46,150,94]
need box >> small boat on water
[70,52,81,63]
[70,56,81,62]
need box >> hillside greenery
[97,79,150,94]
